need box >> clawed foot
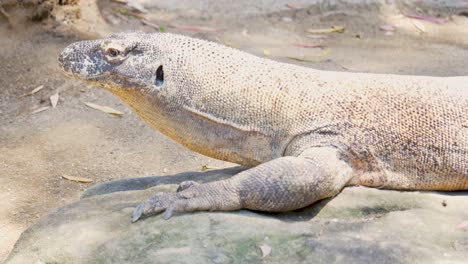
[132,192,179,222]
[131,180,238,223]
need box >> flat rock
[7,168,468,263]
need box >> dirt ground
[0,0,467,262]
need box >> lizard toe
[131,192,178,223]
[176,180,200,192]
[131,202,144,223]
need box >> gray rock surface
[7,168,468,263]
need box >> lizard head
[58,32,164,91]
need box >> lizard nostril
[155,65,164,87]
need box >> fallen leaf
[31,106,50,114]
[114,8,145,19]
[83,102,124,116]
[50,93,59,108]
[405,14,449,24]
[287,56,327,63]
[214,37,238,48]
[457,220,468,229]
[223,40,238,48]
[169,24,221,32]
[389,14,406,20]
[263,49,271,56]
[411,20,427,32]
[127,1,147,13]
[291,43,324,48]
[259,244,271,258]
[306,34,333,39]
[201,165,218,171]
[379,24,396,31]
[286,3,303,9]
[341,64,365,72]
[307,25,345,34]
[20,85,44,97]
[141,19,161,30]
[62,175,94,183]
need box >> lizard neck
[110,88,279,167]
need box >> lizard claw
[130,183,237,222]
[131,202,144,223]
[163,206,175,220]
[130,192,178,223]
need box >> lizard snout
[58,40,107,80]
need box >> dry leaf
[141,19,161,30]
[169,24,221,32]
[306,34,333,39]
[307,25,345,34]
[127,1,147,13]
[263,49,271,56]
[214,37,238,48]
[379,25,396,31]
[405,14,449,24]
[20,85,44,97]
[114,8,145,19]
[83,102,124,116]
[259,244,271,258]
[31,106,50,114]
[201,165,217,171]
[62,175,94,183]
[411,20,427,32]
[223,40,238,48]
[287,56,327,63]
[341,64,365,72]
[50,93,59,108]
[389,14,405,20]
[284,49,332,62]
[457,220,468,229]
[291,43,324,48]
[286,3,303,9]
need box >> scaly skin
[58,32,467,222]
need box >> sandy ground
[0,0,467,261]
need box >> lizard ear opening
[155,65,164,87]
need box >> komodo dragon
[58,32,467,222]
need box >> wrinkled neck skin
[110,88,279,167]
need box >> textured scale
[58,32,467,221]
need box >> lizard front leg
[132,147,353,222]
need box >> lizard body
[58,32,467,221]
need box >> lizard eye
[106,48,120,57]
